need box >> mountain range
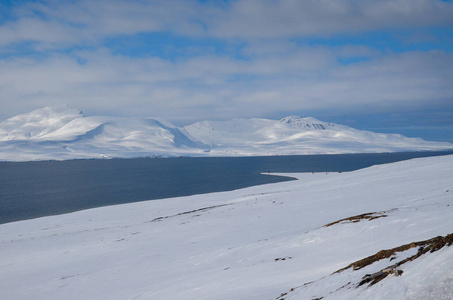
[0,105,451,161]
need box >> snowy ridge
[0,106,452,161]
[1,154,453,299]
[0,106,209,161]
[279,116,338,130]
[0,105,83,141]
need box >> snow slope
[0,106,207,161]
[184,115,453,156]
[1,155,453,299]
[0,105,84,141]
[0,106,452,161]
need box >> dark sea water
[1,151,452,224]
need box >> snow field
[1,155,453,299]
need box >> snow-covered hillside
[1,155,452,299]
[0,106,452,161]
[0,106,207,161]
[184,115,452,155]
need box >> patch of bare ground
[335,233,453,287]
[147,204,230,222]
[275,256,293,262]
[275,233,453,299]
[324,211,391,227]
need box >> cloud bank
[0,0,452,138]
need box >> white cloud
[0,0,206,47]
[0,0,452,127]
[207,0,453,38]
[1,0,452,48]
[0,46,451,123]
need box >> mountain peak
[280,116,331,130]
[0,105,83,141]
[5,105,82,122]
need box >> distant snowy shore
[1,154,453,299]
[1,105,452,161]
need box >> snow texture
[1,155,453,299]
[0,106,452,161]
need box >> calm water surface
[1,151,452,224]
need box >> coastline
[1,154,453,299]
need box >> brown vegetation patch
[148,204,230,222]
[275,233,453,299]
[335,233,453,287]
[324,211,388,227]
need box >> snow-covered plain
[1,155,453,299]
[1,105,452,161]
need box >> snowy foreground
[1,105,452,161]
[1,155,453,300]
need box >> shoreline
[1,155,453,299]
[2,151,453,225]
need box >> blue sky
[0,0,452,142]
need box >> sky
[0,0,452,142]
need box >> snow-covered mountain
[184,115,451,155]
[0,106,452,161]
[0,106,207,161]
